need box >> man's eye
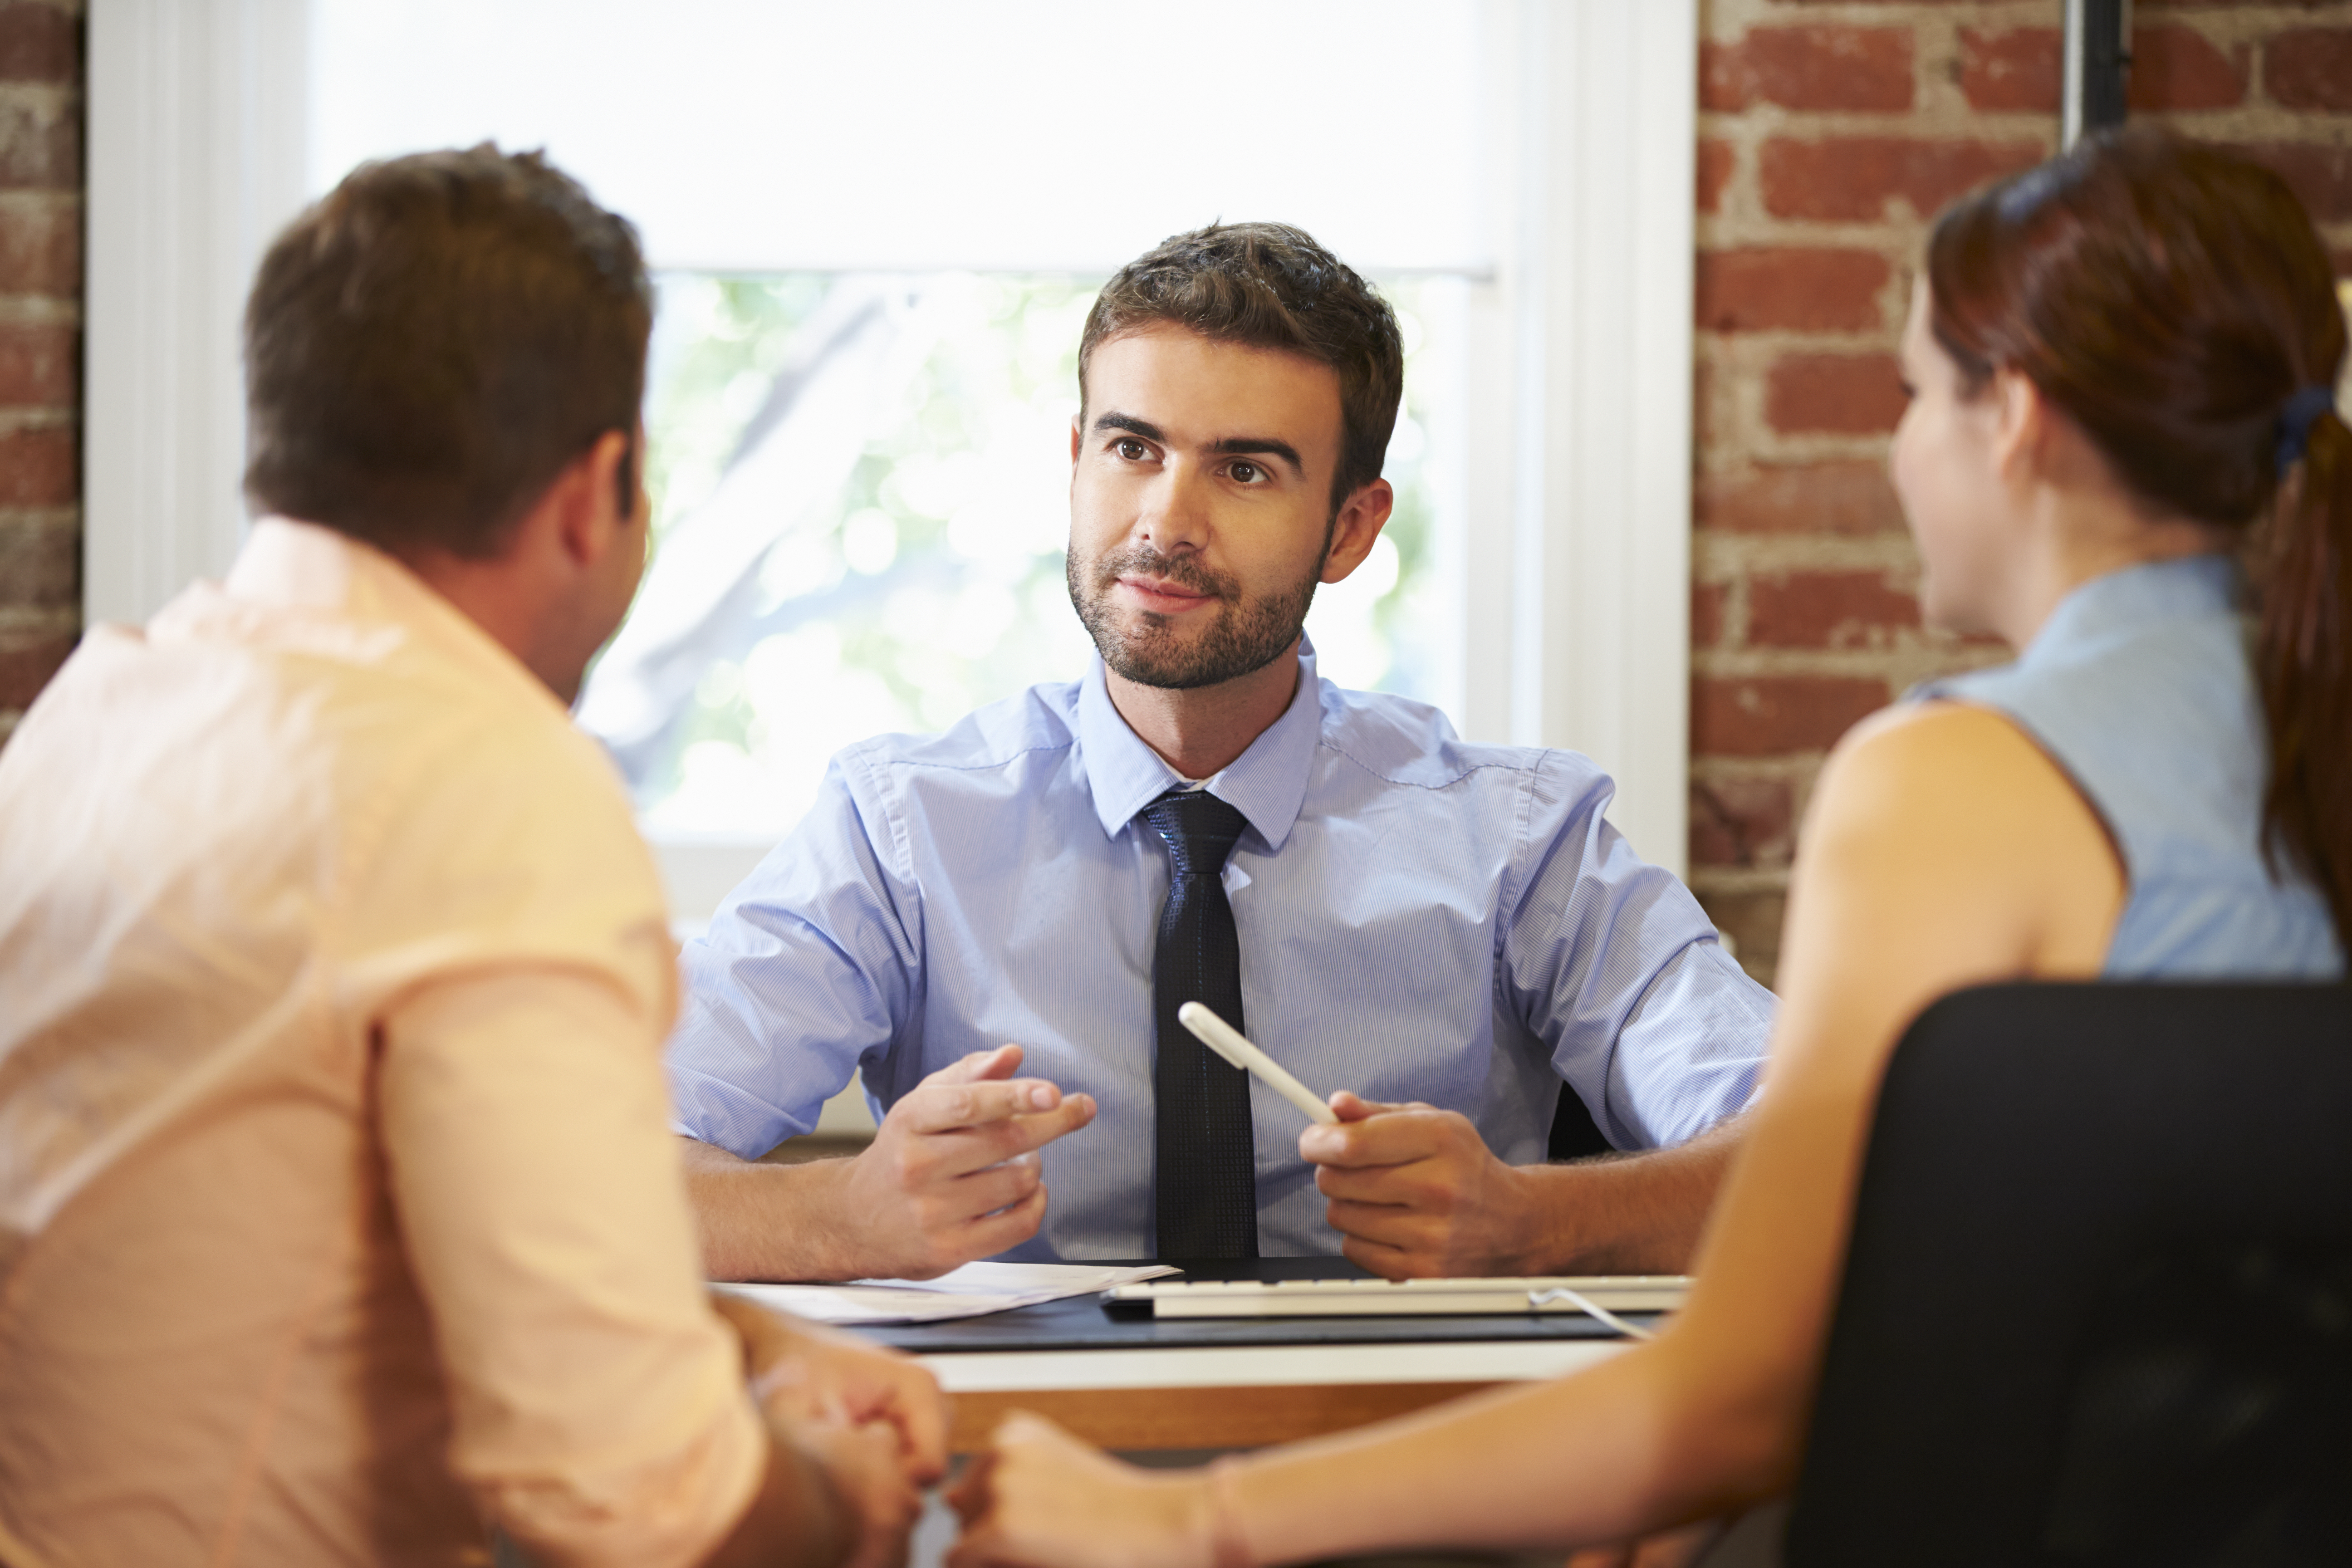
[1115,438,1147,461]
[1230,460,1263,485]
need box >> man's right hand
[837,1045,1095,1279]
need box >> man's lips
[1114,574,1219,614]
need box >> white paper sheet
[714,1260,1181,1326]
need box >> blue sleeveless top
[1912,554,2343,979]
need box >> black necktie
[1141,789,1258,1260]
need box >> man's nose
[1137,459,1213,554]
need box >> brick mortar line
[1704,650,1980,673]
[0,505,78,527]
[1703,636,1983,663]
[1702,113,2352,159]
[1699,330,1905,355]
[1692,754,1828,779]
[0,608,79,637]
[0,297,82,324]
[1699,108,2061,142]
[1737,435,1899,465]
[1703,0,2051,38]
[1695,646,1994,678]
[0,408,77,433]
[0,84,81,111]
[1688,867,1795,897]
[1696,226,1945,251]
[1695,534,1928,575]
[2157,10,2352,50]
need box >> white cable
[1526,1286,1658,1340]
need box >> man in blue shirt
[671,223,1774,1280]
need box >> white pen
[1176,1001,1340,1126]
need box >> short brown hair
[1079,222,1403,511]
[242,145,652,558]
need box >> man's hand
[711,1293,950,1485]
[840,1045,1096,1279]
[1302,1098,1749,1279]
[1299,1092,1541,1279]
[789,1419,924,1568]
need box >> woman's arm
[951,703,2124,1568]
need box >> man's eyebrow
[1091,411,1166,443]
[1208,435,1305,478]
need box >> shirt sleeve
[379,969,768,1568]
[665,748,923,1157]
[1499,751,1775,1150]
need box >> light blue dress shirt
[668,641,1775,1260]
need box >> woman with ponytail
[946,127,2348,1568]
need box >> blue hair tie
[2277,384,2338,473]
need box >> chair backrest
[1785,981,2352,1568]
[1548,1083,1612,1161]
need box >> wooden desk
[923,1337,1628,1452]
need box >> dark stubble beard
[1068,541,1322,691]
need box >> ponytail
[2258,396,2352,945]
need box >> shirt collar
[2019,553,2241,668]
[1078,636,1324,853]
[222,517,566,716]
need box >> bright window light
[308,0,1482,836]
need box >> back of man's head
[1079,221,1404,513]
[243,145,651,559]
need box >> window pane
[309,0,1486,275]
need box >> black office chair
[1548,1082,1613,1161]
[1784,981,2352,1568]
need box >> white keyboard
[1103,1275,1688,1319]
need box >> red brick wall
[1690,0,2352,985]
[0,0,76,754]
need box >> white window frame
[86,0,1695,897]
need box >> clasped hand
[1298,1091,1541,1278]
[714,1294,951,1568]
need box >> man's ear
[555,430,637,567]
[1319,477,1395,584]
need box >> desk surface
[849,1258,1642,1451]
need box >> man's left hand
[1299,1092,1540,1278]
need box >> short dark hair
[242,145,652,558]
[1079,222,1404,511]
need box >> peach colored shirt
[0,520,764,1568]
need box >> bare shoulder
[1799,699,2121,974]
[1814,701,2094,837]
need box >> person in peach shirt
[0,146,943,1568]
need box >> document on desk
[715,1260,1181,1326]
